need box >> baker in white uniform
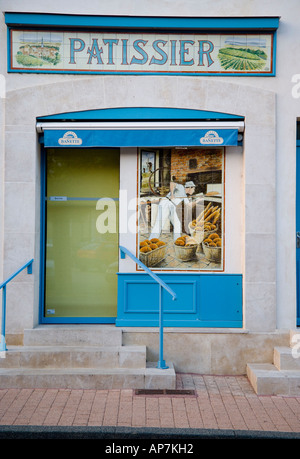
[149,181,196,241]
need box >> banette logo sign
[200,130,224,145]
[58,131,83,145]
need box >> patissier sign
[10,29,274,75]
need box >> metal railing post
[0,285,7,352]
[157,284,168,369]
[119,246,176,370]
[0,259,34,352]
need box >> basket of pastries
[139,238,167,267]
[174,235,198,261]
[202,233,222,262]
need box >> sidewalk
[0,373,299,438]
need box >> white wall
[0,75,277,334]
[0,0,299,335]
[0,82,5,285]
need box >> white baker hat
[184,181,196,188]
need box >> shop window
[138,147,224,271]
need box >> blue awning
[43,127,239,148]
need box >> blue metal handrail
[0,259,34,352]
[119,246,176,369]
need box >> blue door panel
[117,273,243,327]
[199,275,242,322]
[125,281,158,312]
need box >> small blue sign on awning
[44,128,239,148]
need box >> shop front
[3,7,300,386]
[37,107,244,327]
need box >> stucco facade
[0,0,299,377]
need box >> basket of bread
[174,235,198,261]
[202,233,222,262]
[139,238,167,267]
[188,202,220,244]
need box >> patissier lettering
[69,37,214,67]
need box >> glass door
[43,148,120,321]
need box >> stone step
[246,363,300,396]
[9,326,176,389]
[289,329,300,345]
[274,346,300,371]
[0,345,147,370]
[289,330,300,352]
[0,362,176,390]
[23,325,122,347]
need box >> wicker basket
[139,244,167,267]
[202,242,222,262]
[189,223,219,245]
[174,243,198,261]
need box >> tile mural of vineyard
[10,30,273,74]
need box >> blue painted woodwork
[37,107,244,122]
[116,273,243,328]
[43,128,239,148]
[5,13,280,31]
[119,246,176,301]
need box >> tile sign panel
[9,29,275,76]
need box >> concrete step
[247,363,300,396]
[7,326,176,389]
[289,329,300,346]
[0,345,147,370]
[23,325,122,347]
[274,346,300,371]
[0,362,176,390]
